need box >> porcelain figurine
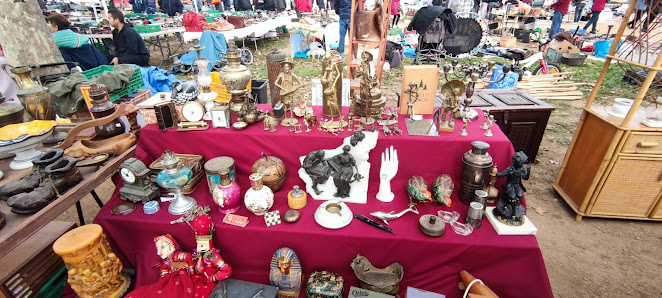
[493,151,530,226]
[298,130,378,204]
[244,173,274,215]
[213,169,241,214]
[269,247,303,297]
[376,146,398,202]
[370,204,419,225]
[407,176,432,204]
[432,174,454,207]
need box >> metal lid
[204,156,235,174]
[470,141,490,154]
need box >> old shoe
[7,157,83,214]
[0,149,64,201]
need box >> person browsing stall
[47,13,90,48]
[107,9,150,66]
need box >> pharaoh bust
[269,247,303,297]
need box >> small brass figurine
[459,116,469,136]
[264,112,279,132]
[484,115,495,137]
[356,52,384,123]
[493,152,530,226]
[321,55,343,122]
[480,109,491,130]
[435,80,466,132]
[270,247,303,297]
[274,61,306,126]
[304,112,317,132]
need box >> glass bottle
[155,150,196,215]
[244,173,274,216]
[213,169,241,214]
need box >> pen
[354,213,396,234]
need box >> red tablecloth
[95,106,552,297]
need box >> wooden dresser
[553,3,662,222]
[471,89,555,161]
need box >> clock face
[182,101,205,122]
[120,168,136,184]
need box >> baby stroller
[407,6,457,65]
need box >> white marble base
[298,131,378,204]
[486,207,537,235]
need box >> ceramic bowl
[233,121,248,130]
[314,201,352,229]
[0,120,57,146]
[608,98,634,118]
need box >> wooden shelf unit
[346,0,392,92]
[553,2,662,222]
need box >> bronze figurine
[493,151,530,226]
[274,61,306,126]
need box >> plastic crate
[135,24,162,33]
[205,16,219,23]
[206,10,220,13]
[81,65,144,102]
[37,267,67,298]
[125,13,146,18]
[145,13,167,20]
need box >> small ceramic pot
[213,169,241,214]
[244,173,274,215]
[608,98,634,118]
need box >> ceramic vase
[213,169,241,214]
[244,173,274,216]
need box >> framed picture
[154,101,179,131]
[210,105,232,128]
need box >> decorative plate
[0,120,57,146]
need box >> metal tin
[204,156,236,194]
[460,141,493,205]
[473,190,488,218]
[266,48,287,106]
[465,202,484,229]
[143,200,160,214]
[418,214,445,237]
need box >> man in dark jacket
[334,0,351,56]
[107,9,151,66]
[160,0,184,16]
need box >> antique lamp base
[281,117,299,127]
[320,120,348,130]
[405,119,438,136]
[168,190,197,215]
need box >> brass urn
[219,41,252,113]
[11,66,55,121]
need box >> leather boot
[7,157,83,214]
[0,149,64,201]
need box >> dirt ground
[53,15,662,298]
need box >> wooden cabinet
[472,89,555,161]
[553,3,662,221]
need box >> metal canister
[266,48,287,107]
[321,50,343,117]
[465,202,484,229]
[460,141,493,205]
[473,190,489,218]
[204,156,236,194]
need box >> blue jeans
[574,3,586,22]
[549,11,564,40]
[338,18,350,56]
[583,11,601,32]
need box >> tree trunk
[0,0,66,75]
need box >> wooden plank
[0,221,74,281]
[0,146,135,258]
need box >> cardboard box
[400,65,439,115]
[548,39,579,53]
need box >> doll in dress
[190,212,233,283]
[126,234,215,298]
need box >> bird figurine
[407,176,432,204]
[432,174,453,207]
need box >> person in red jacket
[548,0,572,39]
[391,0,401,28]
[583,0,606,34]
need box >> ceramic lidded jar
[252,153,286,192]
[213,169,241,214]
[244,173,274,216]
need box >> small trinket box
[287,185,307,209]
[143,200,160,215]
[306,271,344,298]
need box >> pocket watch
[119,158,160,203]
[182,101,205,122]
